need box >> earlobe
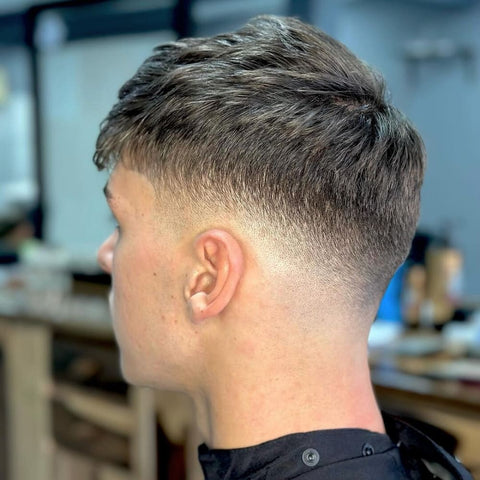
[186,229,244,323]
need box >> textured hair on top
[94,15,425,298]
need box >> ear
[185,229,244,323]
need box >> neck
[191,330,384,449]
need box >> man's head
[96,16,425,388]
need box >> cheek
[112,257,158,328]
[110,272,162,385]
[110,242,178,349]
[112,236,161,300]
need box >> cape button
[302,448,320,467]
[362,443,375,456]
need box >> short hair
[94,15,425,300]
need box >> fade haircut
[94,15,425,299]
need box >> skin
[98,162,385,449]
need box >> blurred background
[0,0,479,479]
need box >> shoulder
[383,413,473,480]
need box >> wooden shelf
[52,382,133,437]
[54,445,133,480]
[0,314,157,480]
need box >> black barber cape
[199,414,473,479]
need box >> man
[95,15,472,480]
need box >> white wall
[0,46,36,217]
[40,31,175,259]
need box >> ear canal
[194,272,215,295]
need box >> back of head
[94,15,425,308]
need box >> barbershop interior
[1,0,480,479]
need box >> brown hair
[94,15,425,298]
